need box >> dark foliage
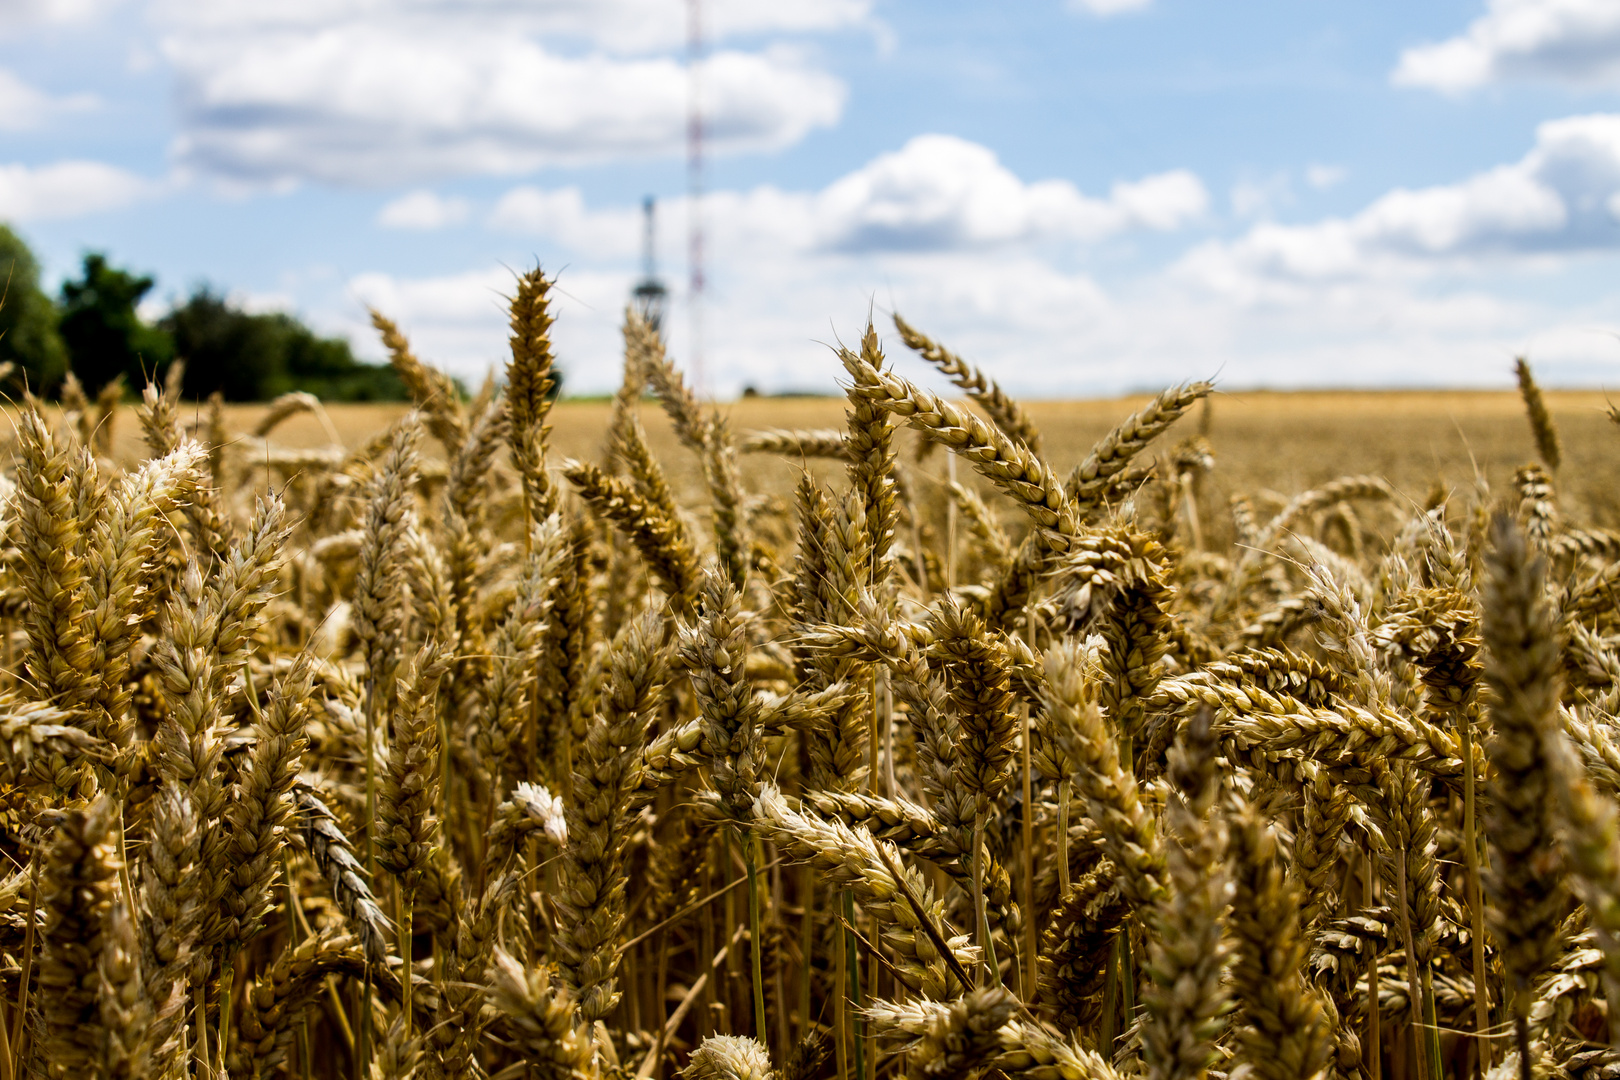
[159,288,407,402]
[0,226,69,395]
[58,253,174,396]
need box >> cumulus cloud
[151,0,872,54]
[359,137,1225,395]
[492,135,1208,258]
[150,0,855,186]
[377,189,470,230]
[165,27,845,186]
[1393,0,1620,92]
[0,160,152,221]
[344,240,1576,399]
[337,135,1613,398]
[488,187,642,256]
[0,0,121,27]
[0,67,96,130]
[1178,112,1620,299]
[809,136,1206,251]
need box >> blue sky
[5,0,1620,396]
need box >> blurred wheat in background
[3,268,1620,1080]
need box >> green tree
[59,253,173,395]
[159,288,280,401]
[161,286,406,402]
[0,226,69,394]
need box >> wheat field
[3,274,1619,1080]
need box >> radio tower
[631,196,667,331]
[686,0,705,395]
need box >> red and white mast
[686,0,705,396]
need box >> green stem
[1100,939,1119,1054]
[1460,707,1489,1069]
[193,980,211,1078]
[843,890,865,1080]
[971,807,1001,988]
[285,857,313,1080]
[833,899,848,1080]
[1119,929,1135,1030]
[1422,968,1443,1080]
[724,829,738,1023]
[360,675,378,1080]
[746,829,767,1041]
[798,865,814,1043]
[1365,851,1381,1080]
[1396,853,1428,1080]
[1057,779,1071,895]
[219,948,236,1074]
[398,881,414,1039]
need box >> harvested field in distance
[178,386,1620,524]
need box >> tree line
[0,225,409,402]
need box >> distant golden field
[184,386,1620,527]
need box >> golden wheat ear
[1482,513,1568,1073]
[371,309,466,454]
[38,795,119,1074]
[1140,709,1231,1080]
[1224,791,1332,1080]
[556,609,667,1023]
[893,313,1044,455]
[1066,380,1212,514]
[1515,357,1562,474]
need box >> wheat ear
[507,266,561,530]
[38,795,118,1074]
[892,313,1044,455]
[1482,514,1567,1077]
[370,310,467,453]
[487,949,595,1080]
[1141,710,1231,1080]
[843,323,899,584]
[1514,357,1561,472]
[841,349,1079,552]
[1225,793,1332,1080]
[557,609,667,1023]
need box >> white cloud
[344,237,1592,400]
[1306,164,1346,190]
[149,0,859,186]
[1067,0,1152,16]
[355,138,1223,395]
[150,0,873,54]
[1393,0,1620,92]
[377,189,470,230]
[0,0,122,27]
[492,135,1208,258]
[1178,112,1620,299]
[0,67,96,130]
[812,137,1206,250]
[488,187,642,256]
[338,129,1617,400]
[0,160,153,221]
[164,25,846,186]
[1230,174,1292,219]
